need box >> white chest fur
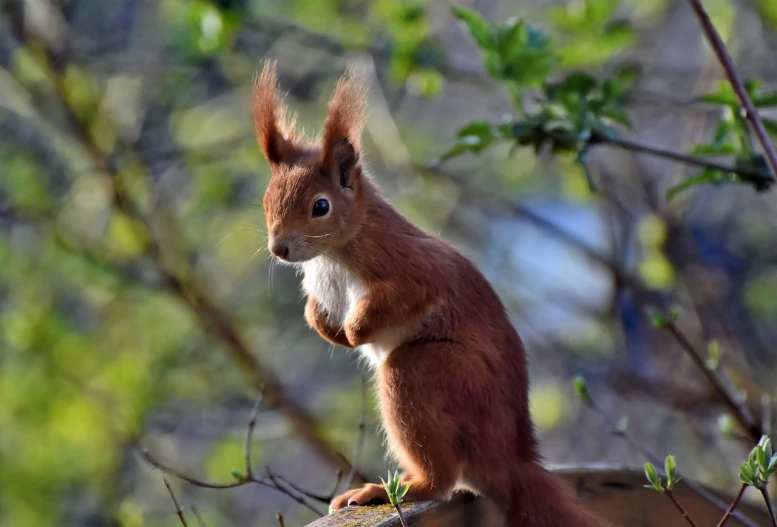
[300,256,409,367]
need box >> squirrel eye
[312,198,330,218]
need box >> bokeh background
[2,0,777,526]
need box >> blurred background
[2,0,777,526]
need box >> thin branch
[191,506,206,527]
[761,487,777,527]
[268,472,333,504]
[584,397,760,527]
[685,0,777,180]
[264,466,327,516]
[163,477,190,527]
[665,320,762,444]
[244,394,264,479]
[666,489,699,527]
[143,451,246,490]
[596,134,773,187]
[716,484,747,527]
[395,504,410,527]
[276,512,286,527]
[143,449,325,516]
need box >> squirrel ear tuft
[252,60,298,167]
[331,138,357,189]
[321,67,367,169]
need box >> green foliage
[667,79,777,198]
[643,456,680,493]
[449,4,774,200]
[644,462,664,492]
[739,436,777,488]
[573,375,592,406]
[664,455,680,490]
[447,5,637,191]
[706,340,722,370]
[548,0,636,67]
[646,305,682,328]
[380,470,411,506]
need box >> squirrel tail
[496,463,607,527]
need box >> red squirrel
[253,61,606,526]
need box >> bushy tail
[499,463,608,527]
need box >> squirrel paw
[330,483,387,511]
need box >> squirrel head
[253,61,369,263]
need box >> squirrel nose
[270,239,290,260]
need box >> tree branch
[716,484,747,527]
[664,320,762,444]
[685,0,777,180]
[666,489,700,527]
[596,134,773,188]
[163,477,190,527]
[760,486,777,527]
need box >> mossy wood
[307,464,770,527]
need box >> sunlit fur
[253,61,607,526]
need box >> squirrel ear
[252,61,298,168]
[330,138,357,189]
[321,68,366,172]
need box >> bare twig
[597,135,773,188]
[716,484,747,527]
[666,489,699,527]
[163,477,190,527]
[268,471,333,504]
[395,504,410,527]
[191,506,206,527]
[276,512,286,527]
[665,321,762,444]
[244,394,264,479]
[143,449,325,516]
[685,0,777,180]
[583,396,760,527]
[142,395,326,517]
[760,487,777,527]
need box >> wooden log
[306,463,770,526]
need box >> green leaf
[666,169,727,199]
[665,455,678,489]
[688,143,738,156]
[573,375,591,406]
[754,92,777,108]
[757,446,769,473]
[398,483,411,501]
[739,462,757,486]
[457,121,493,139]
[230,469,245,481]
[644,463,663,492]
[706,340,721,370]
[440,121,496,161]
[452,7,495,49]
[718,414,736,437]
[646,306,667,328]
[696,81,738,107]
[615,63,641,86]
[759,436,773,459]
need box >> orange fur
[253,61,607,526]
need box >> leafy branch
[685,0,777,181]
[448,6,777,197]
[380,470,411,527]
